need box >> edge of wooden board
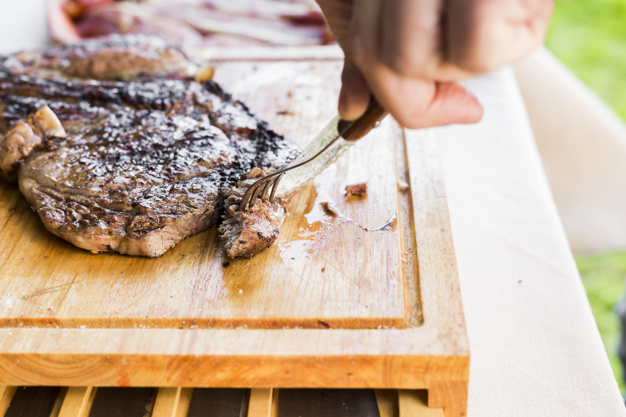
[0,351,468,388]
[0,129,468,390]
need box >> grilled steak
[0,35,298,257]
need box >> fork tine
[269,173,283,202]
[250,179,265,204]
[261,177,273,200]
[239,172,284,211]
[240,186,254,211]
[240,179,262,211]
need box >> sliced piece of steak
[0,36,298,257]
[219,168,287,259]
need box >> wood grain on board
[0,59,468,417]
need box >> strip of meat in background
[48,0,334,49]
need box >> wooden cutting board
[0,57,468,417]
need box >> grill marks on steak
[0,36,298,257]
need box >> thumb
[338,58,371,121]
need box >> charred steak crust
[0,36,299,257]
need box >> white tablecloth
[515,48,626,254]
[0,0,47,55]
[441,70,625,416]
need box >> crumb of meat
[219,169,287,258]
[245,167,265,179]
[397,180,409,192]
[345,182,368,200]
[29,106,67,139]
[0,106,65,182]
[320,201,338,216]
[194,66,215,82]
[0,122,41,182]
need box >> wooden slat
[0,387,17,416]
[57,387,96,417]
[426,381,468,417]
[247,389,273,417]
[49,387,67,417]
[277,389,379,417]
[152,388,193,417]
[186,389,248,417]
[398,390,443,417]
[374,390,398,417]
[88,387,156,417]
[4,386,61,417]
[270,390,279,417]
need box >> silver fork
[239,98,387,211]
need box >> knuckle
[450,37,500,74]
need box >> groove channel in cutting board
[0,61,422,330]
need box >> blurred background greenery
[575,254,626,392]
[546,0,626,120]
[545,0,626,393]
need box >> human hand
[316,0,554,129]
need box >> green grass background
[575,254,625,392]
[545,0,626,393]
[546,0,626,120]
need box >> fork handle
[337,97,388,141]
